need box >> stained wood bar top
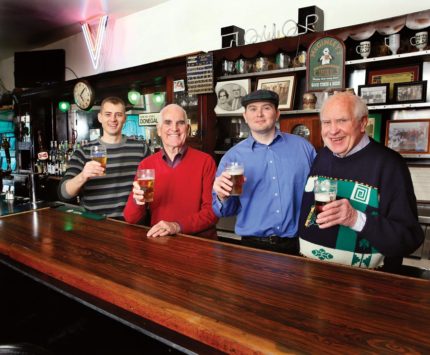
[0,208,430,354]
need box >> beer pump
[1,135,11,172]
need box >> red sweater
[123,147,218,238]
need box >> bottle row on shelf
[36,136,163,177]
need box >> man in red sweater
[123,104,218,239]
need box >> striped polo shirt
[59,136,149,218]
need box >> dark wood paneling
[0,208,429,353]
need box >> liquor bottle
[37,130,49,162]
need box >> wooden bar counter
[0,207,429,354]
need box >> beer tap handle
[1,136,11,171]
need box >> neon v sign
[81,15,108,69]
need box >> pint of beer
[314,179,337,215]
[137,169,155,202]
[90,145,107,175]
[225,162,244,196]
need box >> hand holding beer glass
[136,169,155,203]
[225,162,244,196]
[90,145,107,175]
[314,179,337,216]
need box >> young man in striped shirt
[59,97,149,219]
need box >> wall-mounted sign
[186,53,214,95]
[306,36,345,92]
[139,113,160,126]
[81,15,109,69]
[244,7,324,44]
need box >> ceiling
[0,0,170,61]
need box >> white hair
[157,104,188,127]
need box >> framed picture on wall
[367,65,420,99]
[214,79,251,116]
[358,84,389,105]
[257,75,296,110]
[385,119,430,158]
[393,81,427,104]
[366,113,382,142]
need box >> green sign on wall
[306,36,345,92]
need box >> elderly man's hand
[132,180,145,206]
[316,199,358,229]
[213,172,234,201]
[147,220,180,237]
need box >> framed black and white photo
[257,75,296,110]
[393,81,427,104]
[214,79,250,115]
[358,84,389,105]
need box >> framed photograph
[358,84,389,105]
[385,119,430,158]
[173,79,185,92]
[367,65,420,99]
[366,113,382,142]
[257,75,296,110]
[393,81,427,104]
[214,79,251,115]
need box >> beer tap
[1,135,11,172]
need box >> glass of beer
[137,169,155,203]
[225,162,244,196]
[90,145,107,175]
[314,179,337,215]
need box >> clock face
[292,124,311,140]
[73,80,95,111]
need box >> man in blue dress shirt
[212,89,316,254]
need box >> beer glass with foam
[314,179,337,215]
[90,145,107,175]
[225,162,244,196]
[137,169,155,202]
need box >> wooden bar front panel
[0,208,429,354]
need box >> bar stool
[0,343,52,355]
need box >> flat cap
[241,89,279,108]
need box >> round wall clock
[292,124,311,140]
[73,80,95,111]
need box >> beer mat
[55,205,106,220]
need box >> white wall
[1,0,428,90]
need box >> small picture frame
[214,79,251,115]
[367,65,420,99]
[358,84,389,105]
[257,75,296,110]
[366,113,382,142]
[386,119,430,158]
[393,81,427,104]
[173,79,186,92]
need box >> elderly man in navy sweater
[298,92,424,272]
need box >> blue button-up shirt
[213,130,316,237]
